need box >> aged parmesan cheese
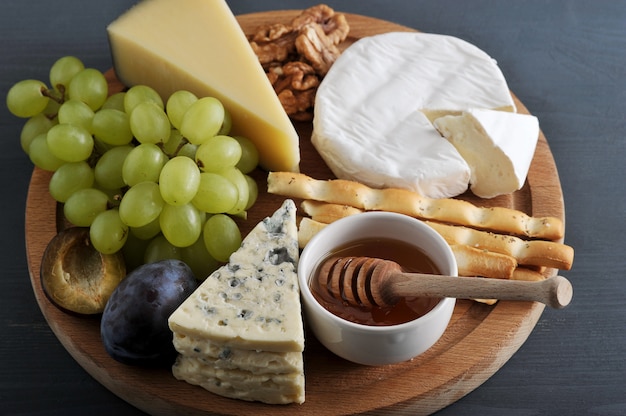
[107,0,300,172]
[168,200,305,404]
[434,108,540,198]
[312,32,517,199]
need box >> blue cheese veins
[168,199,303,353]
[172,333,302,374]
[173,355,305,405]
[168,200,305,404]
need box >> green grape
[20,113,56,154]
[161,128,186,157]
[6,79,50,118]
[121,231,151,272]
[123,84,164,114]
[160,203,203,247]
[166,90,197,130]
[93,137,118,156]
[203,214,241,262]
[63,188,110,226]
[144,234,182,263]
[181,237,219,280]
[178,143,198,159]
[90,208,128,254]
[41,93,62,118]
[28,133,65,171]
[234,135,260,174]
[130,216,162,240]
[119,181,165,228]
[217,107,232,136]
[94,145,133,190]
[180,97,225,145]
[195,135,242,172]
[49,56,84,92]
[92,108,133,146]
[67,68,108,111]
[101,92,126,111]
[219,166,249,215]
[192,172,238,214]
[159,156,201,206]
[96,186,124,205]
[122,143,167,186]
[129,101,171,144]
[48,161,94,202]
[46,123,94,162]
[57,99,94,131]
[244,174,258,210]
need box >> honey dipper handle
[387,273,573,309]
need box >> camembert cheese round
[312,32,516,199]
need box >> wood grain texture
[24,10,564,416]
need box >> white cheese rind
[173,355,305,405]
[434,108,539,198]
[168,199,303,353]
[312,32,516,199]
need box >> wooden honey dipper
[318,256,573,309]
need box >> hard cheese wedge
[434,108,539,198]
[107,0,300,172]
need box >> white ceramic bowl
[298,212,457,365]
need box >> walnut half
[249,4,350,120]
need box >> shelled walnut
[249,4,350,121]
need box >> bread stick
[299,199,573,270]
[450,244,516,279]
[268,171,564,240]
[425,221,573,270]
[297,218,518,279]
[301,199,362,223]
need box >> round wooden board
[25,10,565,416]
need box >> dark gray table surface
[2,1,625,415]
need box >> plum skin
[101,259,198,366]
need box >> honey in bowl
[309,237,441,326]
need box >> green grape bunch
[7,56,261,280]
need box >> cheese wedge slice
[172,333,302,375]
[434,108,540,198]
[107,0,300,172]
[312,32,516,199]
[168,199,303,353]
[173,355,305,404]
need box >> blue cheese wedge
[168,200,305,404]
[168,199,303,352]
[173,355,305,405]
[172,333,302,375]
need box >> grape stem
[158,137,191,159]
[42,85,66,120]
[44,85,66,104]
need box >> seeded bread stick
[268,171,564,240]
[510,267,547,282]
[297,217,517,279]
[299,200,573,270]
[424,221,573,270]
[300,199,362,223]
